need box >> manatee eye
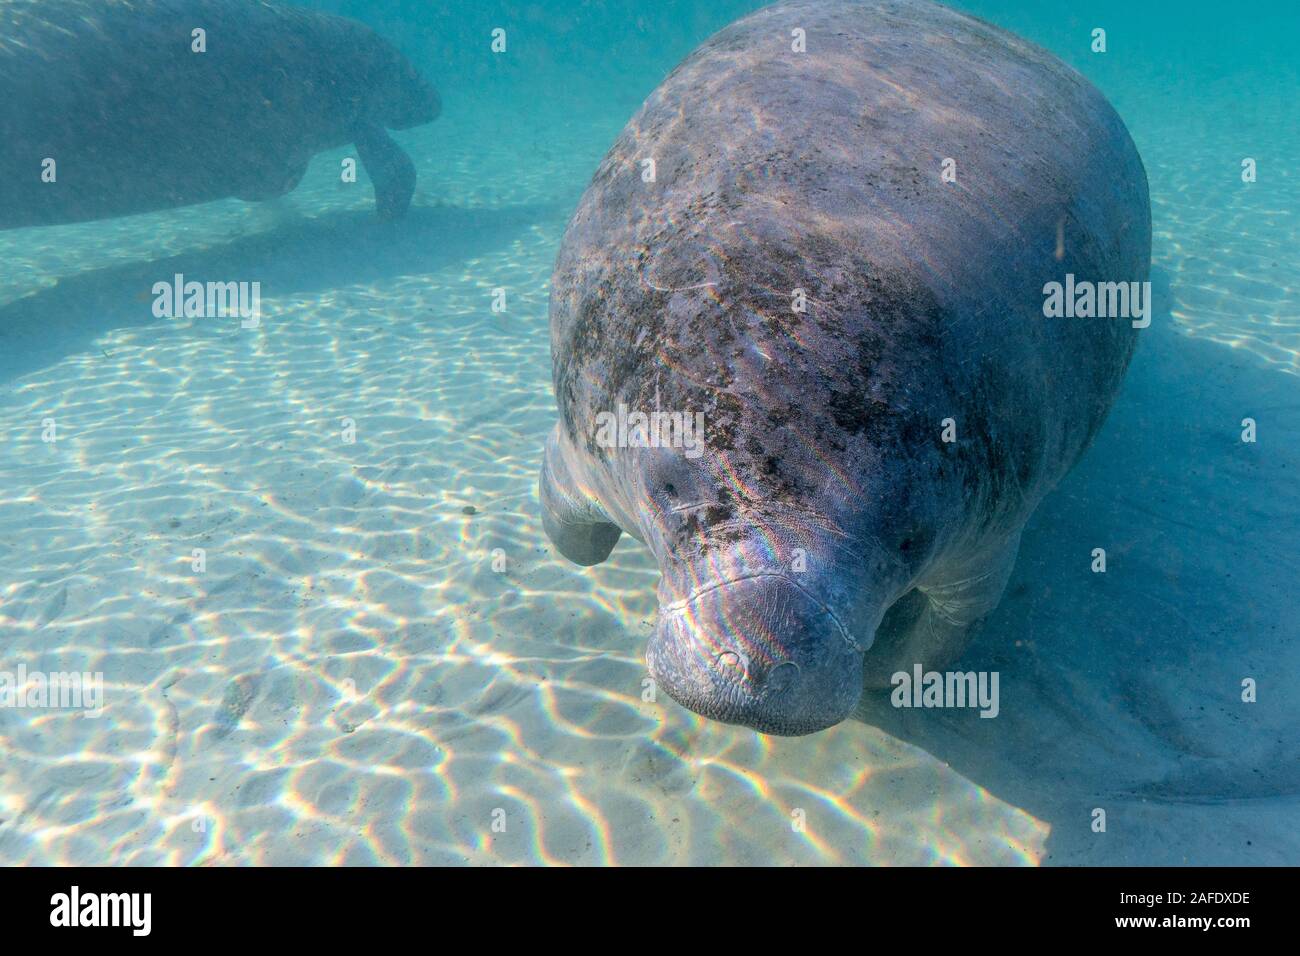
[664,483,677,498]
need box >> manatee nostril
[714,651,746,681]
[765,661,800,695]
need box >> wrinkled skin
[0,0,440,228]
[541,0,1150,735]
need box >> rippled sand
[1,7,1296,866]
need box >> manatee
[0,0,439,229]
[540,0,1151,735]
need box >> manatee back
[549,0,1150,539]
[0,0,367,227]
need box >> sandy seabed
[0,70,1296,866]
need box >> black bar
[0,866,1284,941]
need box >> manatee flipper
[540,426,622,566]
[354,123,416,220]
[234,155,310,202]
[862,532,1022,688]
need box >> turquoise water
[0,0,1295,865]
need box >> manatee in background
[0,0,440,229]
[540,0,1151,735]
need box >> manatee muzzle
[647,573,866,736]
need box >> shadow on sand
[0,201,560,385]
[853,265,1300,865]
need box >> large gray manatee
[540,0,1150,736]
[0,0,440,229]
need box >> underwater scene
[0,0,1296,868]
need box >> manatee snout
[647,574,867,736]
[379,56,441,129]
[350,24,440,130]
[391,66,441,128]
